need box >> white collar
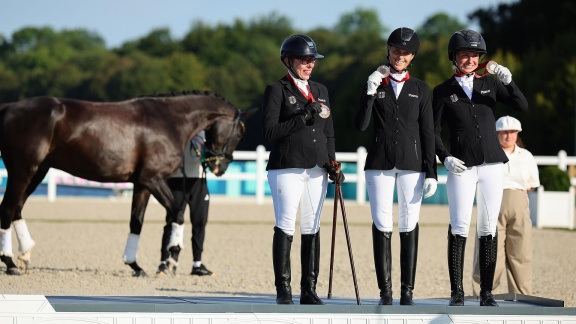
[390,71,407,82]
[288,71,309,94]
[455,74,475,83]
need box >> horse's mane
[140,89,217,98]
[137,90,239,113]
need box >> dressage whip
[326,163,361,305]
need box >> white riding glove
[422,178,438,199]
[367,70,384,95]
[444,156,467,174]
[494,64,512,85]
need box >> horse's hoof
[166,258,178,276]
[156,262,174,277]
[16,259,30,274]
[126,261,147,277]
[6,267,22,275]
[18,250,32,262]
[132,270,147,277]
[17,251,31,274]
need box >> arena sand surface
[2,196,575,307]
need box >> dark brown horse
[0,90,257,276]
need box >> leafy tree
[334,7,387,36]
[0,27,108,101]
[103,51,171,100]
[2,2,573,156]
[470,0,576,154]
[469,0,575,56]
[165,52,207,91]
[417,13,465,42]
[116,28,182,58]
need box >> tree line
[0,0,575,155]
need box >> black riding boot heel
[273,227,294,304]
[300,231,324,305]
[373,224,393,305]
[448,225,466,306]
[479,234,499,307]
[400,224,419,305]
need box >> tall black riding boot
[373,223,393,305]
[448,225,467,306]
[479,234,499,306]
[300,231,324,305]
[400,223,419,305]
[273,227,294,304]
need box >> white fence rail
[1,146,576,205]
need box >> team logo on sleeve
[450,94,458,102]
[288,96,297,104]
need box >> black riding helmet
[280,34,324,79]
[386,27,420,69]
[387,27,420,55]
[448,29,487,61]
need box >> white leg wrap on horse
[122,233,140,264]
[0,228,14,257]
[13,219,36,255]
[167,222,185,250]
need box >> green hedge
[539,166,571,192]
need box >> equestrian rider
[355,27,437,306]
[432,29,528,306]
[263,34,342,305]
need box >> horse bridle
[203,110,245,167]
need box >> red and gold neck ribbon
[382,71,410,85]
[287,73,315,102]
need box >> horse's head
[203,107,258,176]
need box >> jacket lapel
[449,77,471,103]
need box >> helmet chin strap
[389,64,402,74]
[453,60,471,76]
[452,59,474,75]
[452,53,487,76]
[283,58,303,80]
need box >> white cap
[496,116,522,132]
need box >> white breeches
[447,162,503,237]
[268,166,328,236]
[366,168,424,233]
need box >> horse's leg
[122,184,150,277]
[11,166,49,273]
[157,207,185,276]
[0,165,44,275]
[0,229,18,275]
[145,178,184,276]
[159,206,186,276]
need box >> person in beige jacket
[472,116,540,295]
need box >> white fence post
[558,150,568,171]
